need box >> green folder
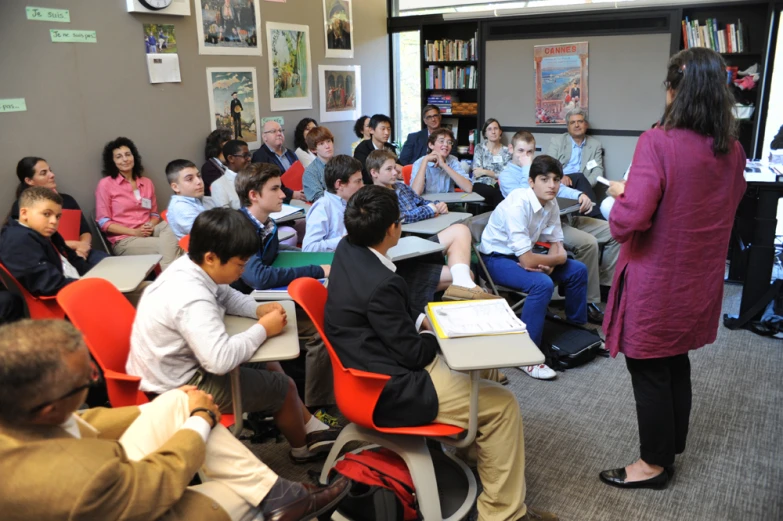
[272,252,334,268]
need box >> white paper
[270,204,304,221]
[431,300,526,338]
[146,54,181,84]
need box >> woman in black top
[10,157,107,264]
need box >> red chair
[282,161,305,192]
[402,164,413,185]
[57,278,234,428]
[0,262,65,319]
[58,209,82,242]
[288,277,476,521]
[178,234,190,252]
[160,209,168,223]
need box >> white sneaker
[521,364,557,380]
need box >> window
[392,31,422,147]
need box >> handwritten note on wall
[26,6,70,22]
[0,99,28,113]
[50,29,97,43]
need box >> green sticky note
[272,252,334,268]
[26,6,70,22]
[0,99,27,112]
[262,116,285,127]
[50,29,96,43]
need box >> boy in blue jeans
[479,155,588,380]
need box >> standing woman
[294,118,318,168]
[11,157,107,265]
[471,118,509,208]
[200,128,232,196]
[95,137,179,270]
[600,48,746,489]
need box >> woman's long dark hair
[294,118,317,152]
[15,156,45,198]
[662,47,737,155]
[102,137,144,179]
[204,128,233,160]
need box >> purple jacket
[603,128,746,359]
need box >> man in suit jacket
[324,185,558,521]
[399,104,442,166]
[0,319,348,521]
[251,119,306,203]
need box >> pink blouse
[95,175,160,244]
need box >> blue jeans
[482,253,588,347]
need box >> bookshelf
[420,21,481,160]
[680,2,771,157]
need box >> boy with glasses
[411,128,472,195]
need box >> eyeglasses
[263,129,285,135]
[424,114,441,121]
[28,361,99,414]
[435,139,453,146]
[395,216,406,225]
[231,153,252,159]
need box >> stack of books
[427,94,452,115]
[682,17,745,53]
[424,65,478,90]
[424,33,477,61]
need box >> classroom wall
[0,0,389,216]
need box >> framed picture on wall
[206,67,261,149]
[194,0,262,56]
[318,65,361,123]
[323,0,353,58]
[266,22,313,112]
[533,41,588,125]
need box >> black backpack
[542,314,606,369]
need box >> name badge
[586,159,598,170]
[492,155,503,164]
[140,197,152,209]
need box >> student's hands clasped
[258,304,288,337]
[426,151,445,168]
[523,264,554,275]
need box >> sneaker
[288,449,329,464]
[306,426,341,453]
[517,506,559,520]
[443,285,503,301]
[521,364,557,380]
[314,409,340,428]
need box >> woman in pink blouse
[599,48,746,490]
[95,137,179,269]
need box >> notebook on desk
[271,251,334,268]
[270,204,304,222]
[426,300,527,339]
[251,278,327,301]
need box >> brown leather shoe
[518,506,559,520]
[265,475,351,521]
[443,285,503,301]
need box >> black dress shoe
[599,467,669,490]
[265,475,351,521]
[587,303,605,324]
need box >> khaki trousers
[562,215,619,304]
[296,308,335,407]
[426,356,527,521]
[112,221,183,271]
[119,390,277,521]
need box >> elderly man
[0,319,349,521]
[251,120,307,202]
[399,104,442,166]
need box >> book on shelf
[423,32,478,62]
[424,64,478,90]
[682,17,745,53]
[427,94,453,115]
[425,300,527,339]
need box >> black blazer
[353,140,399,186]
[0,220,91,296]
[399,128,429,166]
[325,238,439,428]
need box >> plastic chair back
[178,235,190,252]
[58,209,82,242]
[402,164,413,185]
[282,161,305,192]
[0,262,64,319]
[160,209,168,223]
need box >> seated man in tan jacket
[0,319,349,521]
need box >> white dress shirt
[210,169,241,210]
[127,255,266,393]
[478,187,564,258]
[302,191,347,252]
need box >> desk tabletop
[402,212,472,236]
[388,236,445,262]
[423,192,485,203]
[223,301,300,363]
[82,254,161,293]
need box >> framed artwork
[194,0,261,56]
[534,42,588,124]
[318,65,361,123]
[142,24,177,54]
[206,67,261,149]
[266,22,313,111]
[323,0,353,58]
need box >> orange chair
[57,278,234,428]
[282,160,305,192]
[160,209,168,223]
[0,262,65,319]
[178,234,190,252]
[58,209,82,242]
[288,277,476,520]
[402,164,413,185]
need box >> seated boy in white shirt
[410,128,473,195]
[127,208,339,463]
[479,155,589,381]
[165,159,215,240]
[368,149,498,303]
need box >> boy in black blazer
[324,185,558,521]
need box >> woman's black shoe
[599,467,669,490]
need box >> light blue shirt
[303,157,328,202]
[563,137,585,175]
[167,195,214,239]
[302,191,346,252]
[266,144,292,171]
[478,187,564,258]
[498,162,582,200]
[411,154,468,194]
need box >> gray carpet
[244,282,783,520]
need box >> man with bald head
[0,319,349,521]
[251,120,306,202]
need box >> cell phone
[597,176,611,186]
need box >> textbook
[270,204,304,222]
[426,300,527,339]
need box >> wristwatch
[190,407,217,429]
